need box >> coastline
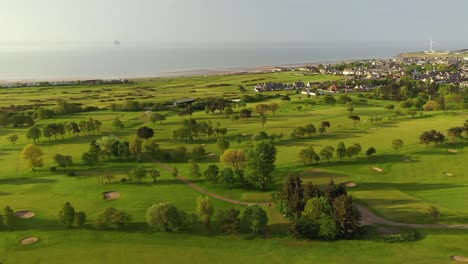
[0,58,371,84]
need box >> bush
[362,226,418,243]
[146,203,183,232]
[94,207,132,230]
[66,170,77,177]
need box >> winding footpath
[155,160,468,230]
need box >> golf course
[0,71,467,264]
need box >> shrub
[146,203,183,232]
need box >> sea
[0,41,466,81]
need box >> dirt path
[155,161,271,206]
[357,204,468,229]
[154,160,468,229]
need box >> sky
[0,0,467,45]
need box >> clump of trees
[94,207,132,230]
[57,202,86,228]
[419,130,445,146]
[275,174,360,240]
[290,124,317,138]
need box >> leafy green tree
[21,144,44,171]
[94,207,132,230]
[129,166,147,183]
[137,126,154,140]
[146,203,183,232]
[192,145,206,158]
[172,166,179,178]
[260,115,267,128]
[82,151,99,166]
[220,149,246,172]
[319,146,334,162]
[336,142,346,160]
[26,126,42,143]
[269,103,280,116]
[241,204,268,234]
[332,195,361,238]
[2,206,15,230]
[366,147,376,157]
[447,127,464,142]
[348,115,361,127]
[278,173,304,218]
[147,168,160,183]
[317,214,338,240]
[54,154,73,168]
[204,164,220,183]
[58,202,75,228]
[392,139,404,150]
[219,167,236,188]
[246,140,277,190]
[149,113,166,124]
[188,159,201,178]
[73,211,87,228]
[345,143,361,159]
[112,117,125,130]
[427,206,440,220]
[216,138,230,153]
[299,145,320,165]
[216,208,241,234]
[143,139,159,153]
[7,134,19,145]
[303,197,331,220]
[323,95,336,105]
[196,196,214,227]
[304,124,317,137]
[129,135,143,159]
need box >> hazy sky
[1,0,467,45]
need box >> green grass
[0,71,467,263]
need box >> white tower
[429,39,436,52]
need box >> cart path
[155,160,468,229]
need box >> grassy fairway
[0,72,467,263]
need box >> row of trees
[25,117,103,143]
[299,142,375,165]
[291,121,331,138]
[172,119,228,142]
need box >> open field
[0,71,467,263]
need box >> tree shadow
[318,154,416,167]
[0,177,57,185]
[355,182,464,192]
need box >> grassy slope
[0,72,467,263]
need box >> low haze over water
[0,41,466,80]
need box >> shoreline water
[0,57,373,84]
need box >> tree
[427,206,440,220]
[345,143,361,159]
[336,142,346,160]
[73,211,86,228]
[21,144,44,171]
[129,166,147,183]
[223,106,233,117]
[112,117,125,130]
[58,202,75,228]
[136,126,154,140]
[204,164,220,183]
[54,154,73,168]
[279,174,304,218]
[423,100,441,111]
[188,159,201,178]
[149,113,166,124]
[7,134,18,145]
[320,121,331,134]
[385,104,395,111]
[143,139,159,153]
[304,124,317,137]
[94,207,132,230]
[254,103,270,116]
[2,206,15,229]
[196,196,214,227]
[348,115,361,127]
[146,203,183,232]
[447,127,464,142]
[220,149,247,172]
[269,103,279,116]
[172,166,179,178]
[239,109,252,119]
[260,115,267,128]
[303,197,331,220]
[216,208,241,234]
[332,195,361,238]
[241,204,268,234]
[299,145,320,165]
[317,214,338,240]
[129,135,143,159]
[323,95,336,105]
[366,147,376,157]
[219,167,236,188]
[82,151,99,167]
[392,139,404,151]
[147,168,160,183]
[319,146,334,162]
[246,140,277,190]
[26,126,42,143]
[216,138,230,153]
[192,145,206,158]
[0,111,9,127]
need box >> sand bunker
[444,172,454,177]
[452,256,468,262]
[309,169,322,173]
[103,191,121,200]
[241,133,249,136]
[20,237,39,245]
[448,149,458,153]
[345,182,357,188]
[372,167,383,172]
[206,153,215,157]
[15,210,35,219]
